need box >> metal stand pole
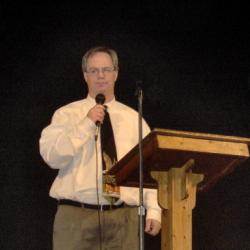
[136,83,145,250]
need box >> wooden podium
[105,128,250,250]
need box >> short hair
[82,46,119,72]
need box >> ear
[83,71,88,82]
[114,70,118,82]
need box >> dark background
[1,2,250,250]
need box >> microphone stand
[136,84,145,250]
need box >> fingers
[87,104,106,124]
[145,219,161,236]
[144,220,152,233]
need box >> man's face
[84,52,118,100]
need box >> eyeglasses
[86,67,116,76]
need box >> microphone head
[95,93,105,105]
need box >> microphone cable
[95,127,103,250]
[94,93,106,250]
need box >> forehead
[86,52,113,68]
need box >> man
[39,46,161,250]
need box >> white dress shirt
[39,95,161,222]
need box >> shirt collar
[86,94,116,108]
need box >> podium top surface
[108,128,250,192]
[153,128,250,145]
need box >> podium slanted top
[107,128,250,192]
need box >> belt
[58,199,124,211]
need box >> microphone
[95,93,105,127]
[135,80,143,96]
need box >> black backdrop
[1,2,250,250]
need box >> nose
[97,69,105,78]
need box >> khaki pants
[53,205,139,250]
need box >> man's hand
[145,219,161,236]
[87,104,106,124]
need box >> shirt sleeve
[120,186,161,223]
[39,107,96,169]
[144,188,162,223]
[143,119,162,222]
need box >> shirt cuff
[146,208,162,223]
[76,116,96,139]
